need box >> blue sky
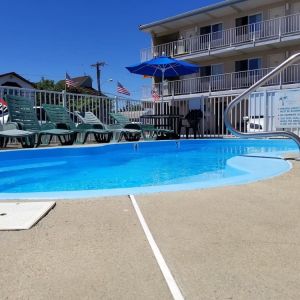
[1,0,222,99]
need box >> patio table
[140,114,183,138]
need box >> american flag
[151,89,160,101]
[65,73,78,88]
[117,82,130,96]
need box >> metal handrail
[224,53,300,149]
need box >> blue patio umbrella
[126,56,199,106]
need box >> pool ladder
[133,143,139,151]
[224,53,300,150]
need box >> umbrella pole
[161,70,164,115]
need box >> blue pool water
[0,139,297,199]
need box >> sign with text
[275,90,300,128]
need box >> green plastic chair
[42,104,113,144]
[74,111,141,142]
[0,122,37,148]
[4,95,75,147]
[109,112,173,140]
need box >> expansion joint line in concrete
[129,194,184,300]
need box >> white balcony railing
[141,64,300,99]
[141,13,300,61]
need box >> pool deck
[1,159,300,299]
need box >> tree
[35,77,56,90]
[35,77,66,92]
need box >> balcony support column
[279,17,282,42]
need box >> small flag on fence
[151,89,160,101]
[65,73,78,88]
[0,98,7,106]
[117,82,130,96]
[0,98,8,114]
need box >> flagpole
[63,72,67,108]
[161,69,165,115]
[65,72,67,93]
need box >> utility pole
[91,61,106,95]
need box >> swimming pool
[0,139,297,199]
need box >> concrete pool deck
[1,160,300,299]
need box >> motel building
[139,0,300,137]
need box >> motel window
[248,58,262,70]
[200,65,211,77]
[212,23,223,40]
[235,16,248,28]
[249,14,262,32]
[200,64,224,77]
[235,60,248,72]
[235,13,262,35]
[200,25,211,35]
[211,64,224,75]
[200,23,223,36]
[235,58,262,73]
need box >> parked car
[243,116,265,132]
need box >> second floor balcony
[141,64,300,100]
[141,13,300,62]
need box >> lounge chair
[42,104,113,144]
[74,111,141,142]
[0,122,37,148]
[109,112,173,140]
[4,95,75,147]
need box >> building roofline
[0,72,35,87]
[139,0,247,31]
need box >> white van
[243,116,265,132]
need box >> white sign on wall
[275,90,300,128]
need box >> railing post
[62,90,67,108]
[171,41,174,57]
[279,71,282,89]
[115,96,118,113]
[279,17,282,41]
